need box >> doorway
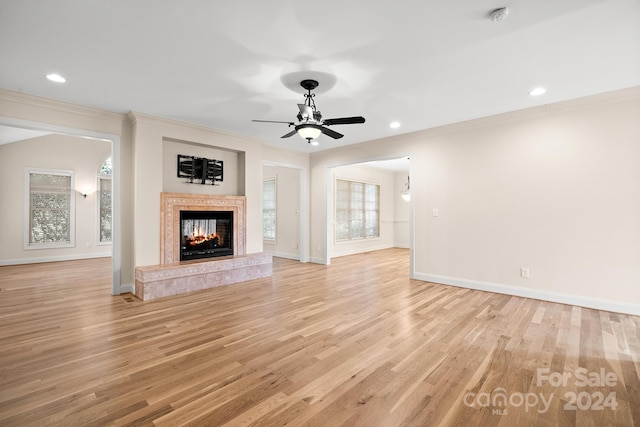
[326,156,411,265]
[262,162,308,262]
[0,118,124,295]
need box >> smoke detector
[490,7,509,22]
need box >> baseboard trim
[413,272,640,316]
[116,284,134,295]
[309,256,327,265]
[0,253,112,266]
[332,243,395,259]
[264,251,300,261]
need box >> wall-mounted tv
[177,154,223,185]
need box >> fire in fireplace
[180,210,233,261]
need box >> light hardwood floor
[0,249,638,426]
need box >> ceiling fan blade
[281,129,297,138]
[252,119,295,125]
[297,104,314,120]
[320,126,343,139]
[323,116,366,126]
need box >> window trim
[24,167,76,250]
[334,177,380,243]
[262,177,277,242]
[96,174,113,246]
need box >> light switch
[432,208,439,217]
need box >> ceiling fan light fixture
[297,124,322,142]
[401,175,411,202]
[253,79,364,143]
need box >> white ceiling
[0,125,51,145]
[360,157,411,173]
[1,1,638,153]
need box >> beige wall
[130,112,264,268]
[310,88,640,314]
[0,134,111,263]
[163,138,240,195]
[2,87,639,314]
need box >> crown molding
[128,111,265,144]
[312,85,640,160]
[0,89,125,124]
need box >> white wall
[0,134,112,264]
[393,171,411,248]
[263,165,300,260]
[310,88,640,314]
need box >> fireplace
[135,193,271,301]
[160,193,246,264]
[180,210,233,261]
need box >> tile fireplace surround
[134,193,272,301]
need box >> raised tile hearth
[134,192,272,301]
[134,253,272,301]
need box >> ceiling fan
[252,79,365,145]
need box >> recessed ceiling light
[529,87,546,96]
[390,121,401,129]
[46,73,66,83]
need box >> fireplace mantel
[160,192,246,264]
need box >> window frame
[96,174,113,246]
[96,157,113,246]
[334,178,380,243]
[262,177,277,242]
[24,168,76,250]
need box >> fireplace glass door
[180,210,233,261]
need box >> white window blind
[263,178,276,240]
[98,176,112,243]
[335,179,379,241]
[27,169,75,248]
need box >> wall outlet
[292,242,298,249]
[520,267,530,278]
[85,242,91,248]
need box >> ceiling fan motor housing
[300,79,319,91]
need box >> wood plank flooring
[0,249,639,426]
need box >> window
[263,178,276,241]
[98,158,112,244]
[100,156,112,175]
[26,169,75,249]
[335,179,379,241]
